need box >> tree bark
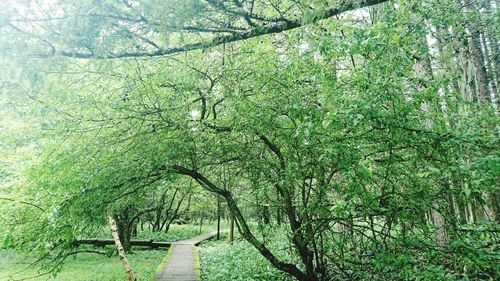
[115,209,133,252]
[485,0,500,91]
[463,0,491,104]
[107,213,136,281]
[217,196,221,240]
[431,207,450,247]
[262,204,270,225]
[229,213,235,243]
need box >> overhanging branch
[52,0,388,59]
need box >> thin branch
[0,197,45,212]
[41,0,388,59]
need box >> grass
[0,223,225,281]
[0,248,165,281]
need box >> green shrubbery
[199,226,295,281]
[199,224,499,280]
[135,224,216,242]
[200,239,290,281]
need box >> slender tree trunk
[262,204,270,225]
[470,31,491,103]
[480,33,498,100]
[217,196,221,240]
[463,0,491,104]
[489,192,500,223]
[412,17,450,247]
[485,0,500,91]
[199,212,205,235]
[431,207,449,247]
[229,213,235,243]
[469,202,477,223]
[456,194,468,224]
[107,214,136,281]
[115,210,133,252]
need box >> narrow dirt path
[154,232,216,281]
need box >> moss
[151,246,174,281]
[193,247,202,280]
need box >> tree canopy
[0,0,499,280]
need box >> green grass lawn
[0,224,226,281]
[0,248,165,281]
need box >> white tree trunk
[107,213,136,281]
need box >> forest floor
[0,248,164,281]
[0,224,219,281]
[198,227,292,281]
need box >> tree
[1,0,389,59]
[1,1,498,280]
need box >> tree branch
[46,0,388,59]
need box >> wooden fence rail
[77,239,172,248]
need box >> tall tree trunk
[485,0,500,91]
[488,192,500,223]
[107,214,136,281]
[262,204,270,225]
[463,0,491,104]
[199,212,205,235]
[217,196,221,240]
[412,15,450,246]
[456,192,468,224]
[480,32,498,101]
[115,210,133,252]
[229,213,234,243]
[470,31,491,103]
[431,207,450,247]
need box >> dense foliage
[200,231,292,281]
[0,0,498,280]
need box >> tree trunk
[217,196,221,240]
[262,204,270,225]
[412,17,450,247]
[199,212,205,235]
[488,192,500,223]
[480,32,498,101]
[456,194,468,224]
[107,214,136,281]
[464,0,491,104]
[229,213,234,243]
[431,207,449,247]
[115,210,133,252]
[485,0,500,92]
[470,30,491,103]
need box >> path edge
[194,246,202,280]
[151,245,174,281]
